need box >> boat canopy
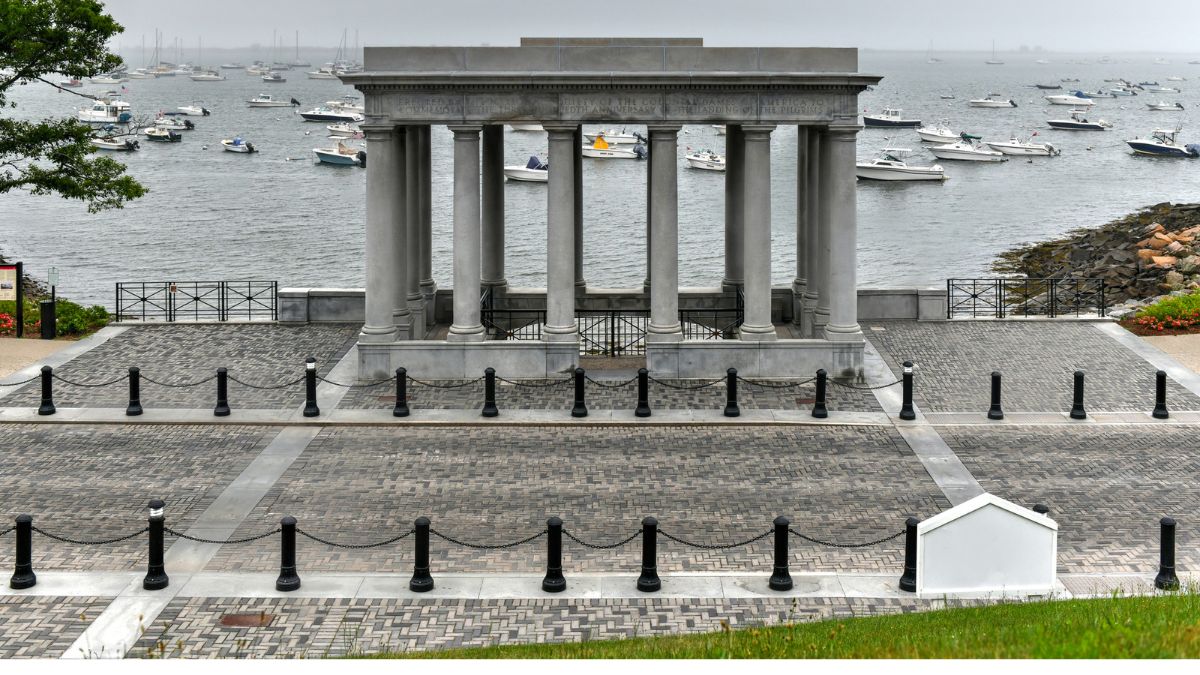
[525,156,548,170]
[593,136,610,149]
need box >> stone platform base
[360,337,864,379]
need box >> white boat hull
[582,147,640,159]
[313,148,363,165]
[583,132,640,144]
[855,164,946,181]
[221,140,255,153]
[508,124,543,132]
[685,157,725,171]
[1045,95,1095,106]
[503,167,548,182]
[928,145,1007,162]
[968,100,1016,108]
[984,142,1058,156]
[917,130,958,144]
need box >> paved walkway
[0,320,1197,658]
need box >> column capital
[741,124,777,140]
[646,124,683,134]
[447,124,483,136]
[828,125,862,140]
[360,125,396,141]
[542,122,580,135]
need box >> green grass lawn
[366,593,1200,659]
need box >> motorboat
[1045,92,1094,106]
[508,123,543,132]
[712,124,727,134]
[313,142,365,166]
[1079,90,1115,98]
[221,137,257,153]
[177,102,211,116]
[152,114,194,130]
[1140,80,1160,86]
[126,68,155,79]
[1147,101,1185,111]
[968,96,1017,108]
[939,94,956,99]
[915,123,971,144]
[583,129,646,145]
[219,63,244,69]
[684,150,726,171]
[503,156,549,182]
[855,148,946,181]
[928,135,1007,162]
[188,70,225,81]
[142,127,181,142]
[306,67,339,79]
[262,71,286,83]
[1109,87,1138,96]
[90,135,139,151]
[59,78,83,87]
[298,107,363,123]
[1126,128,1200,157]
[326,123,363,138]
[324,96,364,114]
[90,73,128,84]
[1034,83,1061,89]
[581,135,646,159]
[1046,110,1112,131]
[246,63,271,75]
[984,134,1061,156]
[1168,76,1186,82]
[1145,86,1180,94]
[1034,59,1050,65]
[1061,78,1080,83]
[862,107,921,127]
[76,98,132,125]
[247,93,297,108]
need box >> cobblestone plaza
[0,320,1197,658]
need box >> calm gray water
[2,51,1199,307]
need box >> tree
[0,0,146,212]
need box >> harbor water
[2,51,1199,307]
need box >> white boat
[1045,92,1094,106]
[985,41,1004,65]
[126,68,155,79]
[59,78,83,88]
[152,114,194,130]
[1168,76,1186,81]
[324,96,364,114]
[219,63,244,69]
[1046,110,1112,131]
[1079,90,1115,98]
[142,126,181,142]
[76,98,132,125]
[262,71,286,83]
[916,123,963,144]
[583,129,645,145]
[177,101,210,116]
[862,107,921,127]
[928,137,1007,162]
[503,155,549,182]
[90,135,139,151]
[1110,87,1139,96]
[247,93,296,108]
[1147,101,1185,111]
[326,123,362,138]
[188,70,224,81]
[968,96,1017,108]
[581,135,646,159]
[220,137,257,153]
[298,107,363,123]
[684,150,726,171]
[306,67,339,80]
[855,149,947,181]
[89,73,128,84]
[712,124,727,135]
[507,123,543,132]
[313,143,365,166]
[246,64,271,75]
[1145,86,1181,94]
[1126,128,1200,158]
[984,135,1061,156]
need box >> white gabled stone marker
[917,493,1058,599]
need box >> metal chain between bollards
[140,374,219,388]
[495,376,573,388]
[315,375,394,388]
[658,529,774,550]
[296,527,416,549]
[0,526,14,537]
[0,374,41,387]
[227,374,307,390]
[407,376,484,389]
[562,529,641,549]
[51,373,130,388]
[736,376,818,390]
[164,527,281,544]
[828,379,901,391]
[583,375,639,389]
[429,528,546,550]
[31,525,149,545]
[788,528,906,548]
[647,376,725,390]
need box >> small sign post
[48,266,58,304]
[0,262,22,338]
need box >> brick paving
[2,324,360,410]
[0,425,277,570]
[0,596,108,659]
[203,425,944,575]
[864,321,1200,413]
[940,425,1199,573]
[127,596,963,658]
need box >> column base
[543,326,579,343]
[823,323,864,342]
[393,312,413,341]
[358,326,398,344]
[721,279,744,292]
[812,308,830,339]
[446,325,486,342]
[791,281,806,326]
[800,292,818,338]
[646,323,683,343]
[738,324,777,341]
[574,280,587,296]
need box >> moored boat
[247,93,297,108]
[684,150,726,171]
[152,114,194,130]
[1126,128,1200,157]
[90,135,139,151]
[583,129,646,145]
[262,71,286,83]
[188,70,225,81]
[142,127,181,142]
[503,156,548,182]
[298,107,363,123]
[581,134,646,159]
[326,123,362,138]
[221,137,257,153]
[1045,92,1095,106]
[313,142,365,166]
[928,135,1007,161]
[1046,110,1112,131]
[915,123,970,144]
[1147,101,1185,111]
[862,107,921,127]
[59,78,83,88]
[177,101,210,116]
[968,96,1017,108]
[984,134,1060,156]
[76,98,132,125]
[508,123,543,132]
[855,148,947,181]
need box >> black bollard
[542,516,566,593]
[1154,517,1180,591]
[393,367,409,418]
[409,516,434,592]
[303,357,320,418]
[636,516,661,592]
[635,368,651,418]
[812,369,828,419]
[214,367,230,417]
[1152,370,1169,419]
[899,361,916,420]
[571,367,587,418]
[1069,370,1086,420]
[38,366,55,416]
[987,371,1004,420]
[723,368,740,418]
[9,515,36,589]
[1033,504,1050,516]
[899,516,918,592]
[276,516,300,592]
[126,366,143,416]
[482,368,499,417]
[769,516,793,591]
[143,499,168,590]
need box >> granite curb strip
[1094,322,1200,398]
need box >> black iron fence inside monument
[946,278,1107,319]
[115,281,278,322]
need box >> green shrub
[0,298,108,337]
[1136,292,1200,321]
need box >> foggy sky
[103,0,1200,54]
